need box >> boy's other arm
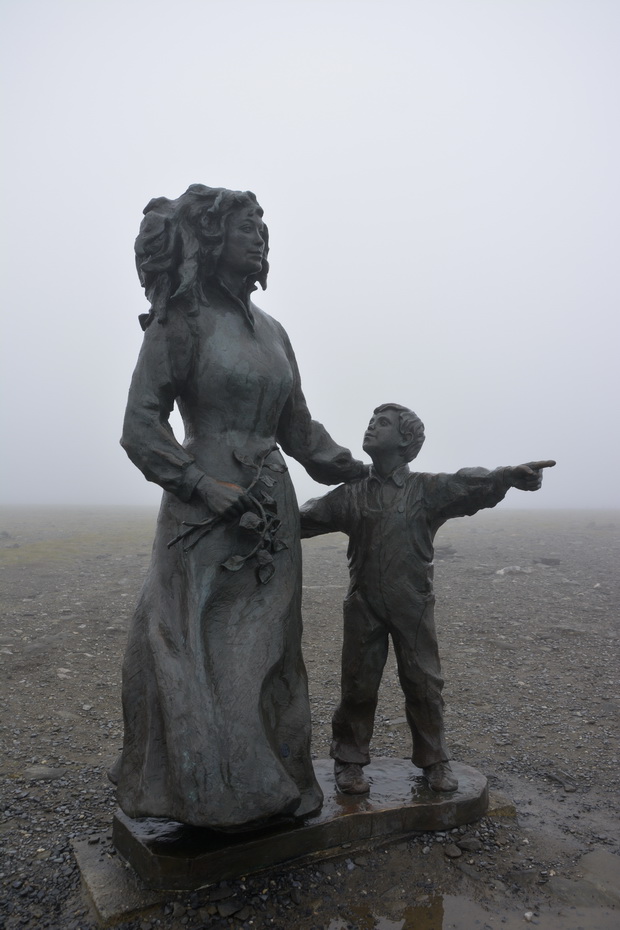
[299,486,347,539]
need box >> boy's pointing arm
[428,458,556,523]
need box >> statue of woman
[110,185,364,831]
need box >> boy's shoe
[423,761,458,792]
[334,761,370,794]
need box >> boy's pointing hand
[509,460,556,492]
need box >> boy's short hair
[374,404,425,462]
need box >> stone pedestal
[112,759,487,890]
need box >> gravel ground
[1,505,618,929]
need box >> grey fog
[1,0,618,510]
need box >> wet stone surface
[107,760,487,891]
[0,506,619,928]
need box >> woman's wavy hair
[373,403,426,462]
[134,184,269,329]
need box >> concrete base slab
[72,837,164,927]
[111,758,487,891]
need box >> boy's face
[363,409,403,457]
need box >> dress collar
[368,462,410,487]
[203,277,256,329]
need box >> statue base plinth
[111,759,487,890]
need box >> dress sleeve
[120,316,204,501]
[274,322,365,485]
[299,486,348,538]
[425,467,512,525]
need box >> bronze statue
[110,185,364,830]
[300,404,555,795]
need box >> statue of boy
[300,404,555,794]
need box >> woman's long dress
[113,284,361,830]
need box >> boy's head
[363,404,425,463]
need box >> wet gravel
[1,506,618,929]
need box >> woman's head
[134,184,269,326]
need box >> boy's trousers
[330,588,450,769]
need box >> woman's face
[218,206,266,278]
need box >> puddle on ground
[326,893,619,929]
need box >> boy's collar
[368,462,410,487]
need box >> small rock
[217,900,242,918]
[444,843,462,859]
[209,886,234,901]
[496,566,533,575]
[457,837,483,852]
[24,766,67,782]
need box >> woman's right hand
[195,475,252,519]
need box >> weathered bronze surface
[112,186,364,831]
[301,404,555,794]
[112,759,488,890]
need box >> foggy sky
[1,0,619,510]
